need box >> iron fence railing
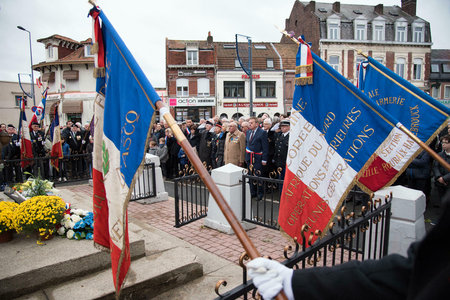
[174,173,209,227]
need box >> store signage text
[169,98,216,107]
[241,74,260,79]
[223,102,278,108]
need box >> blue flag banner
[279,45,402,243]
[89,7,160,296]
[357,56,450,191]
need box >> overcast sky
[0,0,449,88]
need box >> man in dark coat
[3,125,22,183]
[66,124,83,178]
[248,196,450,300]
[198,120,213,168]
[30,122,48,178]
[432,134,450,205]
[273,119,290,180]
[211,122,226,169]
[246,116,268,200]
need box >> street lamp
[17,25,35,106]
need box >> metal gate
[174,173,209,227]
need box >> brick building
[281,0,432,90]
[165,33,216,122]
[429,49,450,107]
[33,35,95,125]
[215,41,285,119]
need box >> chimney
[332,1,340,13]
[306,1,316,12]
[374,4,383,15]
[401,0,416,16]
[207,31,213,44]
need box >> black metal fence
[242,173,284,230]
[0,154,92,187]
[174,173,209,227]
[130,162,157,201]
[214,194,392,299]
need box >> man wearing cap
[246,116,269,200]
[198,120,214,168]
[224,121,246,167]
[273,119,290,180]
[211,121,226,169]
[67,124,83,178]
[30,122,49,178]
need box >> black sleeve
[291,253,412,300]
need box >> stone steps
[14,247,202,300]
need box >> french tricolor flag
[90,7,160,297]
[279,45,405,245]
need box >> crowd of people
[0,120,93,189]
[148,113,291,198]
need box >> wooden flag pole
[356,50,450,172]
[156,102,288,300]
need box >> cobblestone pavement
[62,184,292,265]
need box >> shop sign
[241,74,260,79]
[169,97,216,107]
[223,102,278,108]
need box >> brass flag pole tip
[88,0,97,6]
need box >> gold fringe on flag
[93,67,105,78]
[295,76,313,86]
[295,64,313,74]
[91,42,99,54]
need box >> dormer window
[186,47,198,66]
[372,17,386,41]
[354,18,368,41]
[412,20,425,43]
[266,58,274,69]
[395,19,408,42]
[47,45,54,59]
[327,15,341,40]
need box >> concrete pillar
[373,185,426,257]
[135,154,168,204]
[203,163,256,234]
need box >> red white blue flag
[89,6,159,297]
[50,104,63,171]
[279,44,404,244]
[357,57,450,192]
[18,97,33,168]
[29,87,48,128]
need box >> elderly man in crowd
[224,121,246,167]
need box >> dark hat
[205,120,214,126]
[31,122,39,126]
[72,124,79,128]
[7,124,15,128]
[280,119,290,126]
[214,121,222,128]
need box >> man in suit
[30,122,49,178]
[246,116,268,200]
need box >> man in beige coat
[224,121,246,167]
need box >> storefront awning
[63,70,79,80]
[62,100,83,113]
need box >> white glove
[247,257,294,300]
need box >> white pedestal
[135,154,168,204]
[370,185,426,257]
[204,163,256,234]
